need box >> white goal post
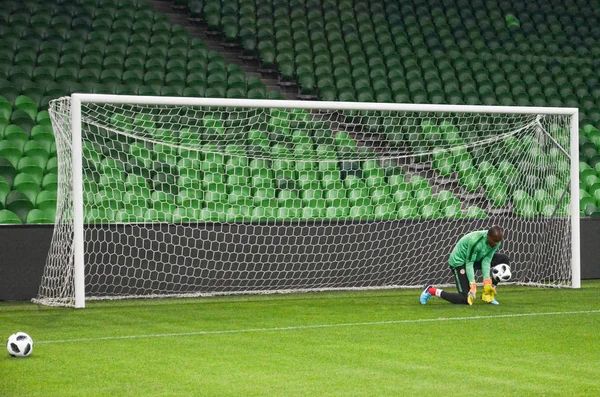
[35,94,580,308]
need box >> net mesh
[34,97,574,307]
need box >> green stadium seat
[0,82,19,105]
[43,156,57,175]
[0,99,11,121]
[23,140,49,161]
[41,173,58,192]
[348,186,370,207]
[464,205,487,218]
[10,108,37,132]
[0,140,23,168]
[349,202,373,219]
[515,199,538,218]
[253,186,277,208]
[0,176,10,206]
[0,116,8,141]
[442,199,464,217]
[373,203,396,219]
[5,190,33,223]
[143,207,174,222]
[95,189,124,211]
[419,195,441,218]
[16,157,45,185]
[302,203,325,220]
[12,172,40,202]
[301,187,323,207]
[0,209,22,224]
[227,184,252,206]
[171,206,202,223]
[30,125,55,149]
[413,183,434,204]
[249,204,276,222]
[343,174,364,190]
[487,184,508,207]
[35,190,57,213]
[26,208,54,224]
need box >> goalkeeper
[420,226,505,306]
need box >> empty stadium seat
[0,209,23,224]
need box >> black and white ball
[491,263,512,282]
[6,332,33,358]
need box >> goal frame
[68,94,580,308]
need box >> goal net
[34,95,579,308]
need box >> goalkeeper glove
[481,278,496,303]
[467,282,477,305]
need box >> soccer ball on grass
[491,263,512,283]
[6,332,34,358]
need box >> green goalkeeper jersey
[448,230,501,282]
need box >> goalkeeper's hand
[481,278,496,303]
[467,282,477,305]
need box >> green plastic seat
[95,189,124,211]
[373,202,396,219]
[0,82,19,105]
[433,151,455,178]
[465,205,487,218]
[227,184,252,206]
[143,207,174,223]
[170,206,202,223]
[30,125,55,150]
[252,185,277,207]
[26,208,54,224]
[10,109,36,133]
[23,140,50,160]
[349,203,373,219]
[99,158,126,181]
[487,184,508,207]
[533,189,552,212]
[42,173,58,192]
[348,187,370,206]
[0,176,10,206]
[0,209,23,224]
[301,187,324,207]
[413,185,434,204]
[5,190,34,223]
[277,189,302,209]
[12,172,41,203]
[16,157,45,185]
[343,175,364,190]
[583,202,599,217]
[514,200,538,218]
[302,204,325,220]
[0,99,12,120]
[44,157,58,177]
[250,205,277,222]
[122,179,151,206]
[0,140,23,168]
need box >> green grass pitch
[2,281,600,396]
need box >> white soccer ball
[491,263,512,282]
[6,332,34,358]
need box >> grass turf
[1,281,600,396]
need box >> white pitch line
[38,309,600,345]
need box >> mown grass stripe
[38,309,600,344]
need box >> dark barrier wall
[1,219,599,301]
[0,226,54,301]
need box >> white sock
[435,289,443,297]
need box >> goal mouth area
[32,279,567,308]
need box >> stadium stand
[0,0,598,222]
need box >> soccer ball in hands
[6,332,34,358]
[491,263,512,283]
